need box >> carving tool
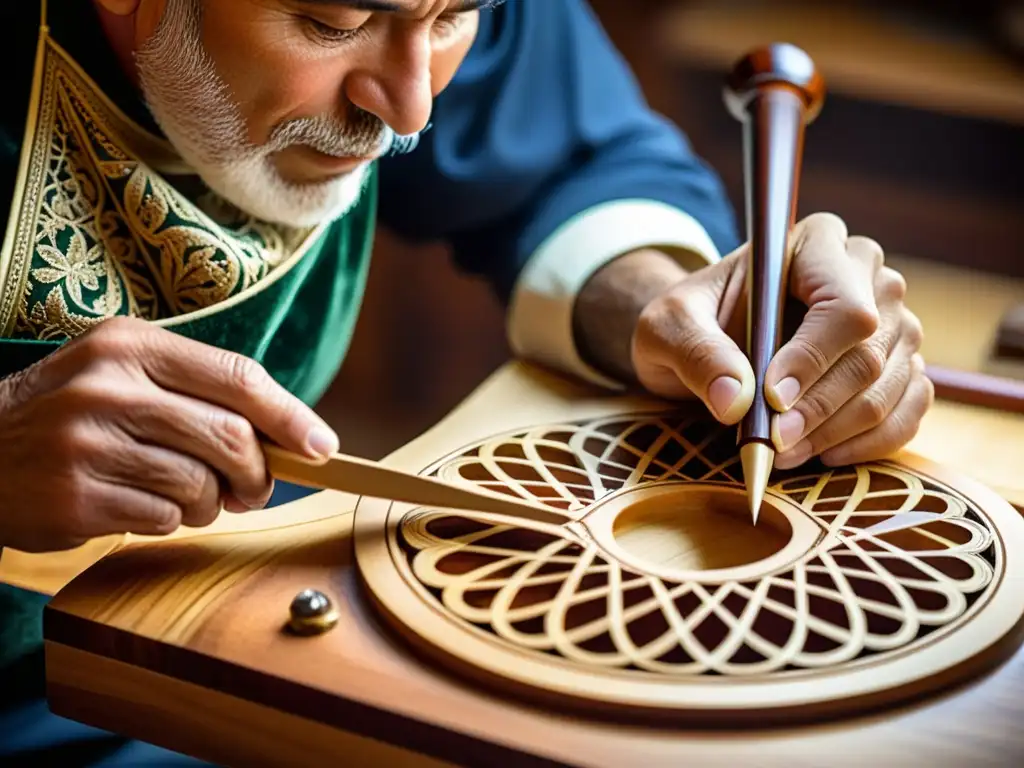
[263,443,566,526]
[723,44,826,524]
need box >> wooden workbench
[36,360,1024,768]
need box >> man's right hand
[0,317,339,554]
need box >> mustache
[266,108,428,159]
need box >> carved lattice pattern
[398,413,997,677]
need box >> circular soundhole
[612,486,792,571]
[582,482,821,583]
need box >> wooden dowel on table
[925,365,1024,415]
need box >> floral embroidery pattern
[1,37,313,341]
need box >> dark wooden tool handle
[738,85,807,445]
[724,44,825,447]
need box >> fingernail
[307,425,339,458]
[772,377,802,411]
[775,439,813,470]
[244,490,273,511]
[772,410,806,452]
[223,495,249,514]
[708,376,742,421]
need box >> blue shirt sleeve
[376,0,741,304]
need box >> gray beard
[133,0,424,227]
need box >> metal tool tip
[747,483,763,526]
[740,442,774,526]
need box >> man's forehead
[293,0,501,12]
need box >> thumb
[633,256,756,425]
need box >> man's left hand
[577,213,934,470]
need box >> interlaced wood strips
[398,413,999,677]
[433,416,742,514]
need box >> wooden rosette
[354,401,1024,726]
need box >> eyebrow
[297,0,500,11]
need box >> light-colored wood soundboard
[32,362,1024,767]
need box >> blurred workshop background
[320,0,1024,461]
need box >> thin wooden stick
[263,445,567,526]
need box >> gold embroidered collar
[0,2,325,341]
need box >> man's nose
[345,33,434,138]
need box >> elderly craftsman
[0,0,931,763]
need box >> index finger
[765,223,882,412]
[139,329,339,461]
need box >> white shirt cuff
[506,199,722,391]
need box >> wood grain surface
[40,363,1024,767]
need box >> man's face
[123,0,486,227]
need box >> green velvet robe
[0,1,378,680]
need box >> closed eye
[302,0,498,48]
[304,17,369,46]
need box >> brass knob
[288,588,339,636]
